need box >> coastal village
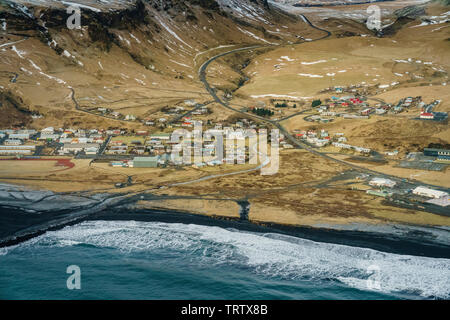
[2,92,448,162]
[1,0,450,301]
[0,0,448,217]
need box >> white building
[306,137,329,147]
[332,142,352,149]
[354,146,371,153]
[369,177,397,188]
[412,186,448,199]
[85,147,99,155]
[41,127,55,134]
[40,133,60,141]
[0,145,35,155]
[426,196,450,207]
[384,150,399,156]
[184,99,196,106]
[4,139,22,145]
[9,133,30,140]
[62,143,99,154]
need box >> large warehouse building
[424,148,450,160]
[133,156,159,168]
[412,186,448,199]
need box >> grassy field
[0,160,61,175]
[110,135,145,145]
[234,13,449,111]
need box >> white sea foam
[10,220,450,299]
[0,247,8,256]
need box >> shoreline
[1,178,450,258]
[86,206,450,259]
[1,204,450,258]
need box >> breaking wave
[8,220,450,299]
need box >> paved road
[98,135,112,155]
[299,14,332,40]
[277,108,313,121]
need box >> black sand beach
[89,207,450,259]
[1,204,450,258]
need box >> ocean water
[1,220,449,300]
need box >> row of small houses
[39,127,105,155]
[320,107,389,117]
[0,130,38,155]
[1,127,127,156]
[318,96,429,118]
[0,145,36,155]
[106,130,252,158]
[59,143,100,155]
[294,130,355,149]
[0,130,37,151]
[1,119,263,156]
[332,142,371,154]
[0,141,101,156]
[106,133,172,155]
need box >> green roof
[367,190,392,198]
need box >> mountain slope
[0,0,326,128]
